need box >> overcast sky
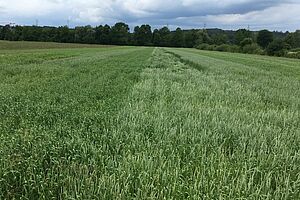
[0,0,299,31]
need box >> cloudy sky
[0,0,299,31]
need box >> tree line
[196,29,300,58]
[1,22,300,58]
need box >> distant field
[0,43,300,199]
[0,40,112,50]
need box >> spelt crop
[0,43,299,199]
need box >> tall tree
[257,30,274,48]
[110,22,130,45]
[184,30,198,48]
[21,26,41,41]
[266,39,289,56]
[57,26,74,43]
[95,25,111,44]
[235,29,252,45]
[133,24,152,46]
[152,29,161,46]
[285,31,300,48]
[75,26,95,44]
[171,28,184,47]
[211,32,228,45]
[195,29,212,45]
[141,24,152,45]
[158,27,171,47]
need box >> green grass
[0,42,300,199]
[0,40,113,50]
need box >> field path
[104,48,300,199]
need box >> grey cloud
[0,0,299,31]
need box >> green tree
[195,30,212,46]
[211,33,228,45]
[285,31,300,48]
[134,24,152,46]
[171,28,184,47]
[266,39,290,56]
[152,29,161,46]
[74,26,95,44]
[257,30,274,48]
[57,26,74,43]
[46,27,56,42]
[235,29,252,45]
[240,38,253,47]
[158,27,171,47]
[8,25,23,41]
[95,25,111,44]
[184,30,198,48]
[21,26,41,41]
[110,22,130,45]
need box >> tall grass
[108,48,300,199]
[0,40,113,50]
[0,45,299,199]
[0,46,153,199]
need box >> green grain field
[0,41,300,199]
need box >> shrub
[290,48,300,52]
[242,43,264,54]
[214,44,229,52]
[229,45,240,53]
[214,44,239,53]
[286,52,300,59]
[240,38,253,47]
[206,45,216,51]
[195,43,216,51]
[266,39,290,57]
[196,43,209,50]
